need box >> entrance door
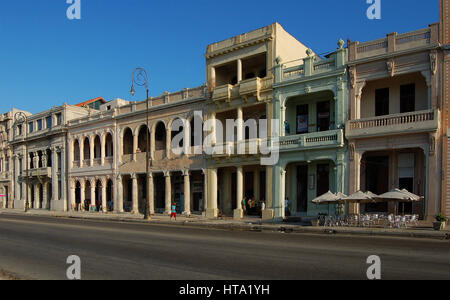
[317,101,330,132]
[365,156,389,213]
[398,153,415,215]
[296,166,308,213]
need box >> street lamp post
[14,112,29,212]
[131,67,151,220]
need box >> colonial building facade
[1,21,447,221]
[67,88,207,216]
[11,104,90,211]
[347,24,442,221]
[271,39,348,219]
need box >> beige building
[0,109,31,208]
[11,104,91,211]
[67,87,207,215]
[347,24,442,221]
[204,23,313,219]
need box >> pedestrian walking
[285,197,291,217]
[170,202,177,221]
[241,197,247,215]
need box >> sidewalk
[1,208,449,240]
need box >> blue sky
[0,0,439,114]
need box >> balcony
[346,109,439,139]
[275,130,344,152]
[212,77,273,103]
[22,167,52,179]
[211,139,263,158]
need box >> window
[5,157,9,171]
[296,105,309,134]
[37,119,42,131]
[29,122,34,133]
[46,116,52,129]
[17,124,22,136]
[55,113,62,126]
[400,84,415,113]
[317,101,330,132]
[375,88,389,117]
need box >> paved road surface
[0,213,448,280]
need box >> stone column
[89,138,94,167]
[60,146,67,212]
[90,179,96,210]
[117,175,124,213]
[237,59,242,83]
[166,128,172,159]
[148,173,154,215]
[101,134,106,166]
[69,179,75,211]
[133,134,138,161]
[68,138,74,170]
[42,182,48,210]
[165,172,171,215]
[237,107,244,154]
[101,178,107,213]
[80,139,84,168]
[183,121,190,156]
[183,170,191,216]
[206,168,218,217]
[150,128,155,160]
[34,183,40,209]
[234,166,244,219]
[51,147,58,201]
[202,169,208,212]
[132,174,138,214]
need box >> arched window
[74,140,80,161]
[83,138,90,160]
[105,133,113,157]
[155,122,166,151]
[94,136,101,159]
[123,128,133,155]
[137,125,150,153]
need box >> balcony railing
[212,77,273,102]
[23,167,52,178]
[275,130,344,151]
[346,109,439,139]
[350,25,438,61]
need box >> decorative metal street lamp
[14,111,29,212]
[130,67,151,220]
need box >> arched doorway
[106,179,113,211]
[75,181,81,211]
[123,128,133,155]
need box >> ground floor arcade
[70,169,205,216]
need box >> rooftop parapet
[348,23,440,62]
[274,40,348,84]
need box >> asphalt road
[0,213,448,280]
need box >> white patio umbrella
[312,191,341,204]
[312,191,343,215]
[378,189,422,215]
[343,191,378,203]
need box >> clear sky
[0,0,439,114]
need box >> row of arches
[73,178,114,212]
[122,116,204,156]
[73,133,114,162]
